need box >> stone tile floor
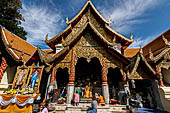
[137,108,169,113]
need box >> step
[80,98,92,103]
[165,95,170,99]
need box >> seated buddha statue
[84,82,93,98]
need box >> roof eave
[0,27,20,62]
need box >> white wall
[158,87,170,112]
[0,66,17,94]
[162,68,170,84]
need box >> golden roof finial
[139,47,143,54]
[112,35,116,46]
[19,50,24,61]
[130,33,133,40]
[108,16,112,24]
[45,34,48,41]
[61,37,65,45]
[66,17,69,24]
[8,36,14,48]
[149,48,154,61]
[162,35,170,46]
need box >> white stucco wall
[158,87,170,112]
[0,66,17,94]
[162,68,170,84]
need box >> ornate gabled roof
[0,26,36,62]
[45,0,133,49]
[105,25,133,46]
[148,47,170,63]
[64,22,113,47]
[45,24,72,49]
[47,46,69,64]
[128,49,159,79]
[67,0,110,25]
[143,29,170,61]
[108,46,130,65]
[25,47,52,65]
[124,48,140,58]
[46,22,130,65]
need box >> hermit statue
[15,69,26,89]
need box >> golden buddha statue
[84,82,92,98]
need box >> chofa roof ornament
[162,35,170,46]
[130,33,133,41]
[108,17,112,25]
[66,17,69,24]
[149,48,154,61]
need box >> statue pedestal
[102,83,109,104]
[66,83,74,104]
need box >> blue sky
[21,0,170,49]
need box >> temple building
[0,0,170,112]
[0,26,36,93]
[45,0,134,104]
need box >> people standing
[74,90,80,106]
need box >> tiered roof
[128,49,159,80]
[143,29,170,61]
[45,0,133,50]
[0,26,36,62]
[25,47,52,66]
[124,48,140,58]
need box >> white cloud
[21,3,64,48]
[101,0,160,34]
[129,33,161,48]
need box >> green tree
[0,0,27,40]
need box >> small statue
[84,82,92,98]
[30,69,40,89]
[15,68,26,89]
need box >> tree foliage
[0,0,27,40]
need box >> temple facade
[0,0,170,112]
[45,0,133,104]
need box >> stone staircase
[158,86,170,112]
[49,103,129,113]
[160,87,170,100]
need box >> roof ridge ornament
[149,48,155,61]
[108,16,112,24]
[112,35,116,46]
[130,33,133,40]
[162,35,170,46]
[19,50,24,61]
[8,36,14,48]
[61,37,65,45]
[45,34,48,41]
[66,17,69,24]
[139,47,143,54]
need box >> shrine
[0,0,170,112]
[45,0,133,105]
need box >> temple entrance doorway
[75,57,102,98]
[55,67,69,99]
[129,80,156,108]
[107,67,123,100]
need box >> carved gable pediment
[45,0,133,50]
